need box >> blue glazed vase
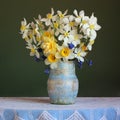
[47,61,79,104]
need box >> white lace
[65,111,85,120]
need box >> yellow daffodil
[45,54,58,69]
[41,36,57,55]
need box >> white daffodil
[41,8,55,26]
[20,18,29,33]
[89,13,101,31]
[26,43,40,58]
[22,29,29,40]
[58,25,74,46]
[70,30,82,47]
[57,9,68,19]
[80,16,90,29]
[74,48,87,62]
[73,9,84,23]
[34,15,42,25]
[63,15,76,30]
[83,14,101,39]
[86,39,95,51]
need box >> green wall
[0,0,120,96]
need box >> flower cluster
[20,8,101,69]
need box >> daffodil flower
[73,9,84,23]
[82,14,101,39]
[26,43,40,58]
[45,54,58,69]
[41,8,55,26]
[58,26,74,46]
[74,48,87,62]
[55,46,74,61]
[63,15,75,29]
[20,18,29,33]
[57,9,68,19]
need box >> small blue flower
[38,48,42,52]
[44,68,50,74]
[78,61,83,69]
[88,60,93,66]
[34,56,40,62]
[41,55,47,60]
[68,43,74,49]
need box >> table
[0,97,120,120]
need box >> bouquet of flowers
[20,8,101,69]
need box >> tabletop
[0,97,120,120]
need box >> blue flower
[78,61,83,68]
[38,48,42,52]
[34,56,40,62]
[44,68,50,74]
[68,43,74,49]
[41,55,47,60]
[88,60,93,66]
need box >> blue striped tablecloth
[0,97,120,120]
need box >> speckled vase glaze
[47,61,79,104]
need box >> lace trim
[65,111,85,120]
[0,109,119,120]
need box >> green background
[0,0,120,96]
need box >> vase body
[47,61,79,104]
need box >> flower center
[82,45,87,51]
[59,13,64,18]
[31,48,35,54]
[20,25,26,31]
[69,22,74,27]
[64,32,69,37]
[82,20,87,24]
[48,54,57,63]
[54,22,59,29]
[77,52,81,56]
[47,13,53,19]
[89,24,95,29]
[44,31,51,38]
[60,47,70,57]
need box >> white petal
[69,15,74,21]
[41,18,47,22]
[90,30,97,40]
[64,9,68,15]
[50,63,57,69]
[73,9,78,16]
[87,44,92,51]
[30,52,34,56]
[79,10,85,17]
[95,24,101,31]
[79,56,84,62]
[81,52,87,57]
[64,37,68,41]
[44,59,50,65]
[35,51,40,58]
[55,52,61,59]
[63,18,69,24]
[75,18,81,23]
[58,35,64,41]
[51,8,54,15]
[46,20,51,26]
[69,35,74,41]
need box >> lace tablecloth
[0,97,120,120]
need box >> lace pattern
[0,109,119,120]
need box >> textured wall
[0,0,120,96]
